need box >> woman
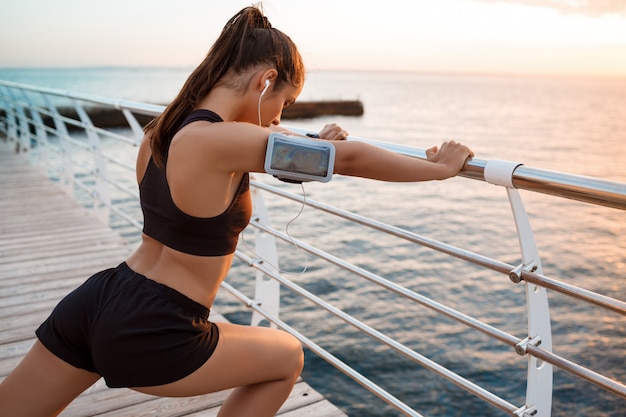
[0,6,473,417]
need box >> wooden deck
[0,140,346,416]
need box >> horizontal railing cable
[70,176,143,230]
[5,98,141,148]
[525,343,626,400]
[99,173,139,200]
[12,112,138,178]
[6,102,140,202]
[251,180,626,316]
[518,270,626,315]
[232,252,520,416]
[0,80,165,116]
[218,280,427,417]
[73,171,142,229]
[246,218,519,347]
[244,219,626,400]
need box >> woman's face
[259,82,303,127]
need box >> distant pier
[281,100,364,119]
[25,100,364,130]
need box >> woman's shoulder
[171,122,270,174]
[174,120,268,150]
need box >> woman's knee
[277,331,304,378]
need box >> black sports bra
[139,110,252,256]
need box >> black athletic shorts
[35,262,219,388]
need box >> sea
[1,67,624,417]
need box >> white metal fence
[1,80,625,417]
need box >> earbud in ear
[260,79,270,98]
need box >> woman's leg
[0,341,101,417]
[133,322,304,417]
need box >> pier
[25,100,364,132]
[2,79,625,416]
[0,141,347,416]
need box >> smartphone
[264,132,335,183]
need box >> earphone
[258,79,271,126]
[260,79,270,98]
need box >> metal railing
[1,80,624,417]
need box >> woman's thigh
[0,341,101,417]
[133,322,304,397]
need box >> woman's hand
[426,140,474,178]
[317,124,349,141]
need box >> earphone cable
[240,183,309,275]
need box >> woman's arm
[271,123,471,181]
[183,122,349,175]
[332,139,473,182]
[180,121,472,182]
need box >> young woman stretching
[0,5,473,417]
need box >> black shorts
[35,262,219,388]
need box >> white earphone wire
[249,79,308,274]
[240,183,309,275]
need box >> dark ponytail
[145,5,305,168]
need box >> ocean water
[1,67,625,416]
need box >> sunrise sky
[1,0,626,77]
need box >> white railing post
[42,95,74,196]
[248,183,281,328]
[15,107,31,154]
[4,88,28,153]
[74,101,111,224]
[3,95,18,145]
[121,108,145,143]
[485,160,553,417]
[29,103,50,168]
[0,87,6,135]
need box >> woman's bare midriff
[125,234,233,309]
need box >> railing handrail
[1,79,625,211]
[294,133,626,210]
[2,80,624,417]
[0,79,165,116]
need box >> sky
[1,0,626,77]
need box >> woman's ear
[259,68,278,92]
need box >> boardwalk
[0,141,346,416]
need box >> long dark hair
[145,5,305,167]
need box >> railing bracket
[513,404,538,417]
[247,257,265,267]
[515,335,542,356]
[508,260,537,283]
[246,299,262,309]
[484,159,523,188]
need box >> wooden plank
[279,400,349,417]
[0,141,347,416]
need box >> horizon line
[1,65,625,81]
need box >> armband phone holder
[264,132,335,183]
